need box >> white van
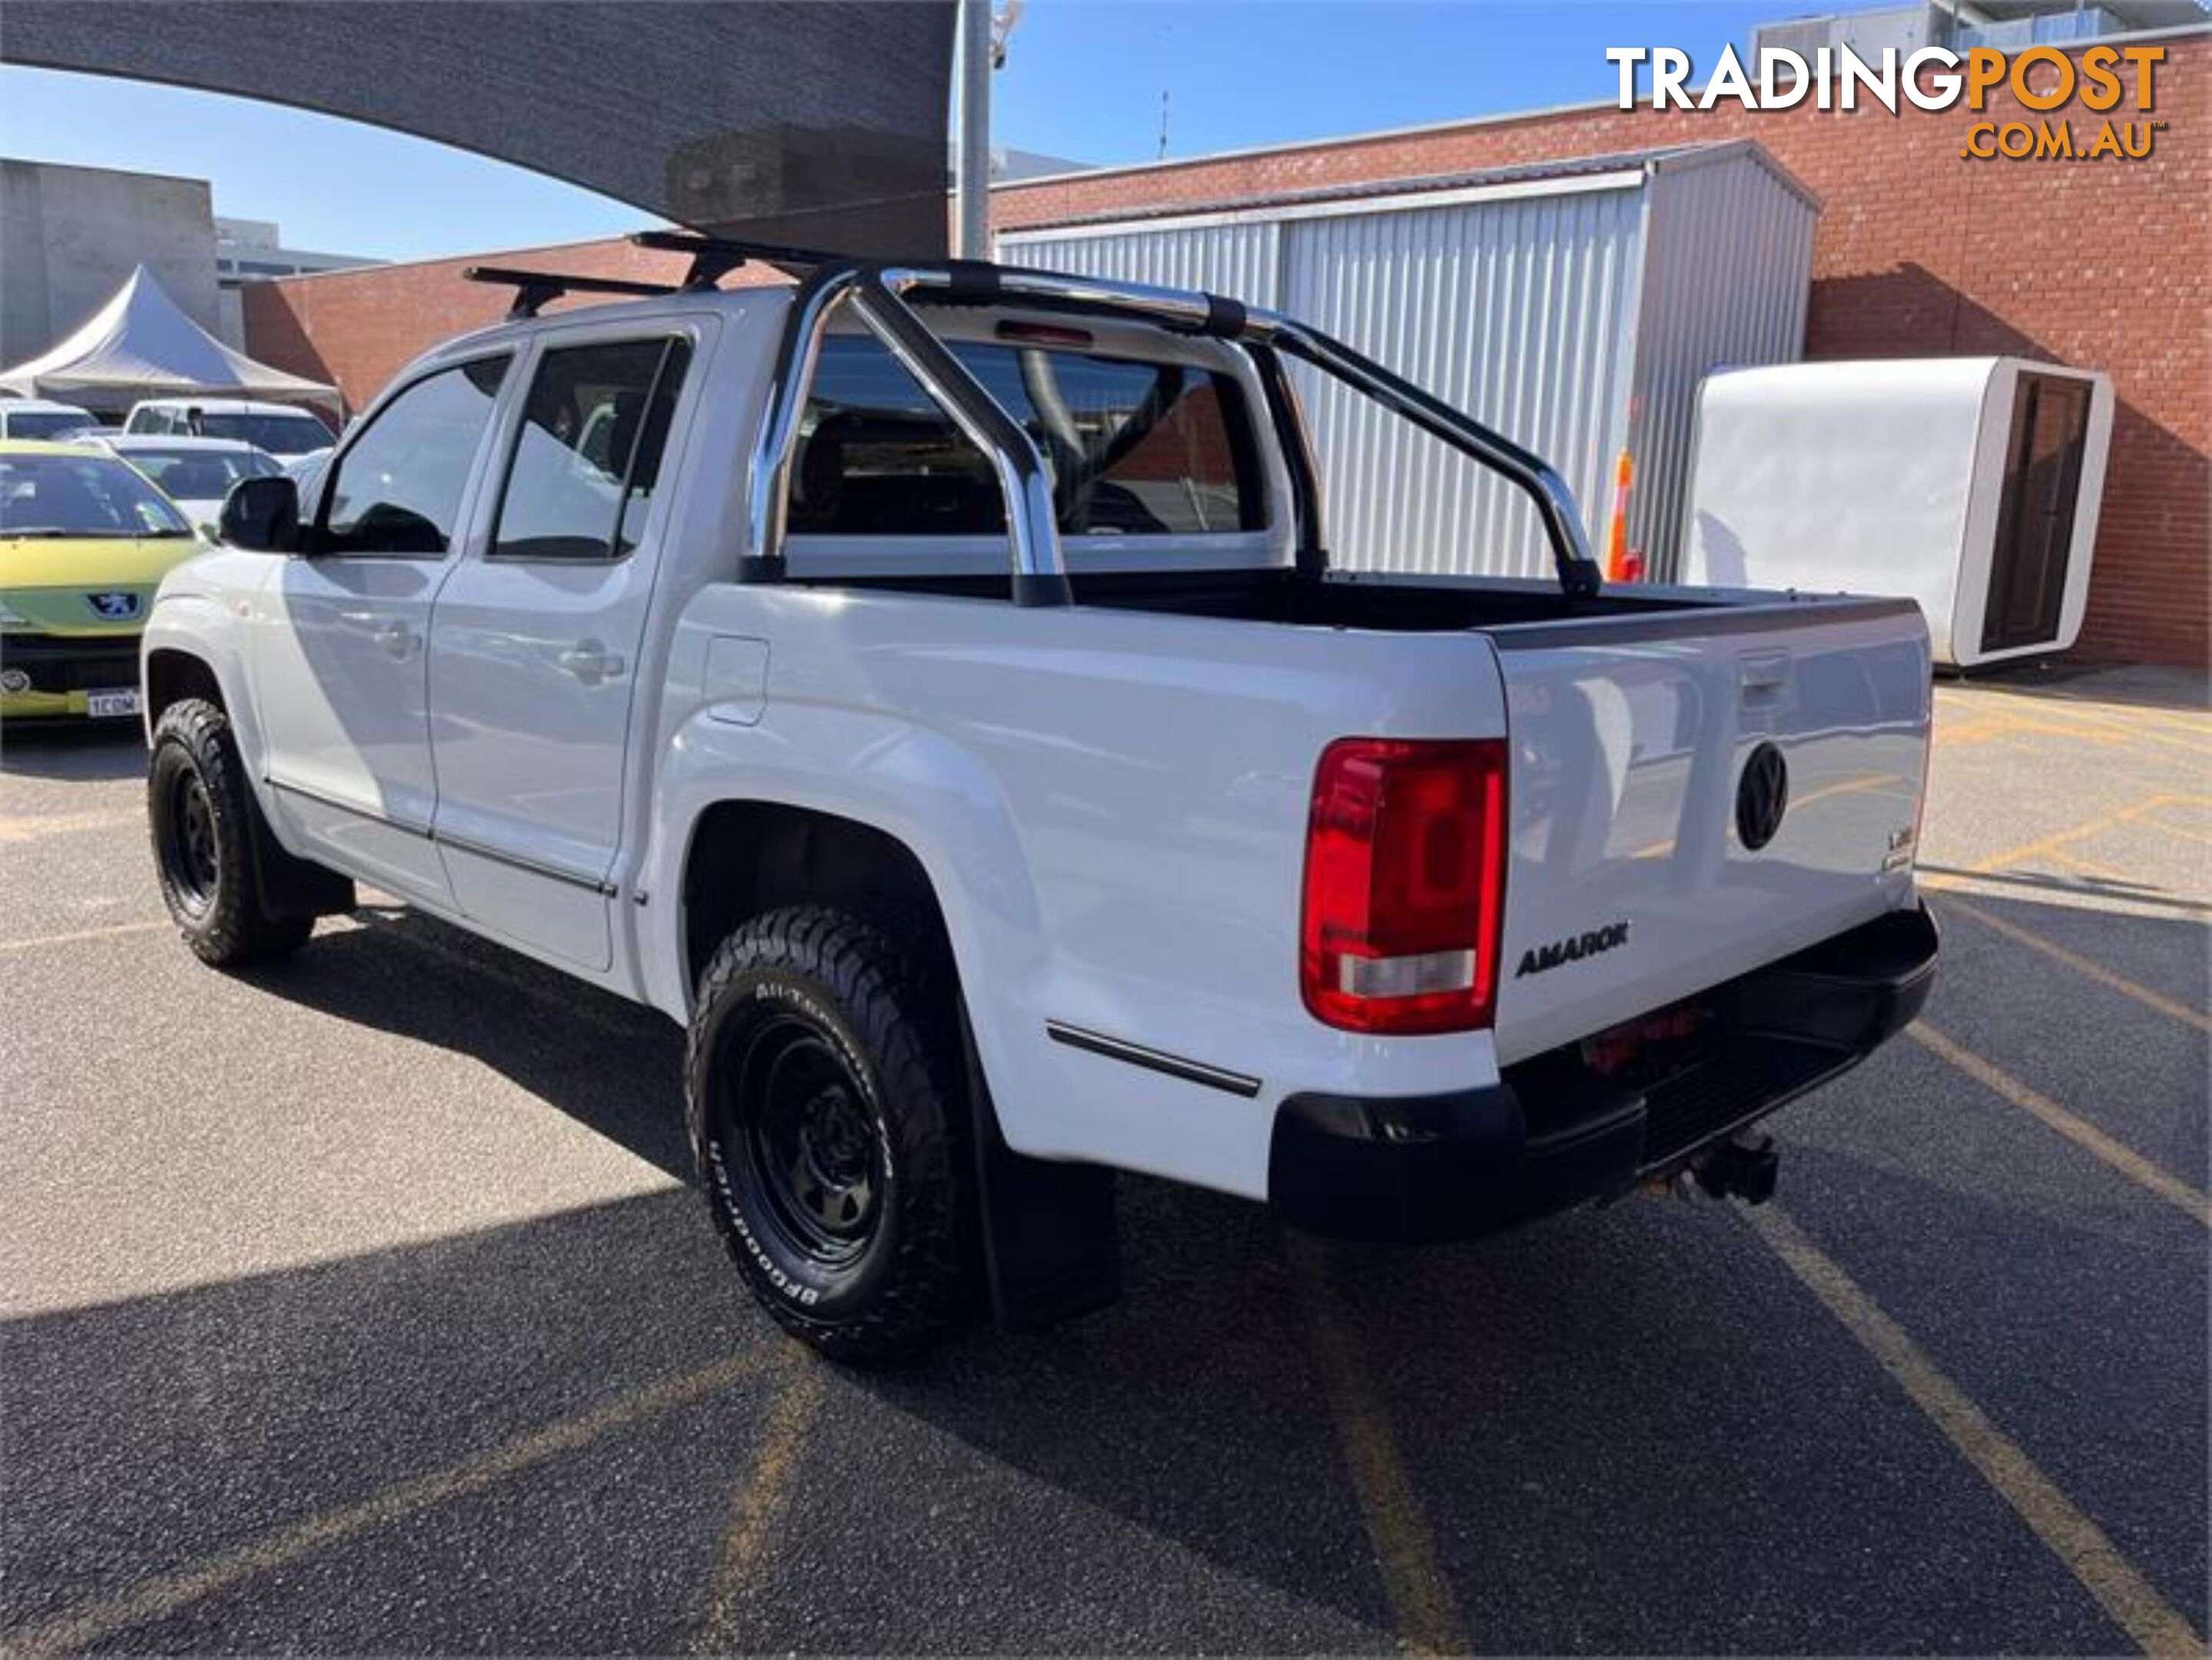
[122,398,332,457]
[0,399,98,441]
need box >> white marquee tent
[0,265,337,414]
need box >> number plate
[86,688,141,719]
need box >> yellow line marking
[693,1359,826,1651]
[1965,794,2207,877]
[1907,1022,2210,1228]
[1938,712,2134,749]
[0,807,144,842]
[1938,689,2212,742]
[2146,818,2212,848]
[1288,1235,1467,1658]
[0,918,171,954]
[1746,1203,2204,1658]
[1936,897,2211,1034]
[2039,845,2139,884]
[1991,690,2212,731]
[10,1350,774,1659]
[1998,698,2212,752]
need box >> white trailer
[1683,357,2113,669]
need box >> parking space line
[1907,1022,2210,1229]
[1985,692,2212,734]
[1965,794,2206,878]
[9,1349,774,1658]
[1745,1204,2204,1658]
[1934,895,2212,1035]
[2147,817,2212,847]
[1999,701,2212,756]
[1288,1236,1468,1658]
[0,918,171,954]
[692,1356,825,1652]
[1938,695,2212,752]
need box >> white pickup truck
[141,237,1938,1362]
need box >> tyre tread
[149,699,315,967]
[687,904,970,1364]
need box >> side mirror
[220,474,301,553]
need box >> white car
[93,435,280,533]
[122,397,333,457]
[139,241,1938,1363]
[0,399,98,441]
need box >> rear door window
[788,334,1261,539]
[489,336,691,562]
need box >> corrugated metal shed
[999,140,1816,581]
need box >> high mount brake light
[1300,737,1509,1035]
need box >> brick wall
[240,239,781,420]
[247,31,2206,665]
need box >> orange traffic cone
[1605,450,1643,583]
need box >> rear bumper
[1269,902,1938,1241]
[0,633,141,720]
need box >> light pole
[953,0,992,258]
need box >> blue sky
[0,1,1853,264]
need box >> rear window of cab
[788,333,1264,540]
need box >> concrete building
[0,159,376,367]
[240,15,2208,666]
[1,158,223,371]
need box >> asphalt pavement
[2,662,2205,1655]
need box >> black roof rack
[463,265,682,319]
[628,230,841,284]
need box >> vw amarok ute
[141,237,1937,1361]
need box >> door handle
[557,640,625,685]
[370,618,420,659]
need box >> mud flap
[249,805,356,921]
[960,1012,1122,1331]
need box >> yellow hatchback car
[0,440,204,722]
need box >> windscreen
[194,413,331,456]
[789,334,1262,540]
[6,410,92,440]
[0,452,193,537]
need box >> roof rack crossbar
[628,230,843,281]
[463,265,681,319]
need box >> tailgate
[1487,596,1931,1064]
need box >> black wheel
[686,905,973,1364]
[148,699,316,966]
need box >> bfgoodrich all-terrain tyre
[686,905,974,1364]
[148,698,318,966]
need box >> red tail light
[1300,737,1509,1034]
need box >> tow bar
[1693,1131,1780,1205]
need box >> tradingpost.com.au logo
[1606,42,2167,162]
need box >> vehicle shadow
[241,905,692,1180]
[0,721,144,782]
[62,881,2193,1652]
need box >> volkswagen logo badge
[1736,742,1789,851]
[87,591,141,621]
